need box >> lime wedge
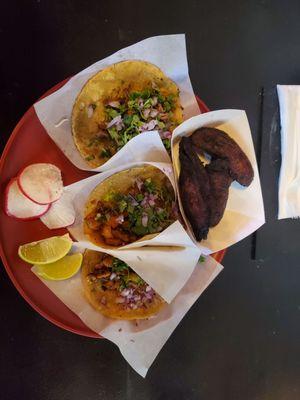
[36,253,83,281]
[18,234,72,265]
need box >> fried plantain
[191,127,254,186]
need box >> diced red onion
[121,289,130,297]
[159,130,172,140]
[101,297,107,305]
[128,194,138,206]
[107,115,122,129]
[150,109,158,118]
[148,193,157,207]
[146,285,152,292]
[136,178,143,191]
[141,195,148,207]
[116,124,124,131]
[152,97,158,106]
[142,213,148,227]
[110,273,116,281]
[108,101,120,108]
[140,119,158,132]
[116,215,124,224]
[143,108,151,119]
[138,98,144,109]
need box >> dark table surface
[1,1,300,399]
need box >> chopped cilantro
[103,191,117,202]
[144,178,156,193]
[157,121,165,129]
[105,107,119,120]
[136,193,144,202]
[162,138,171,150]
[102,88,178,154]
[85,155,95,161]
[107,127,120,145]
[123,114,133,126]
[199,255,206,263]
[163,102,172,112]
[118,199,127,212]
[101,148,111,158]
[112,258,129,273]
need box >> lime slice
[36,253,83,281]
[18,234,72,265]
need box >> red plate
[0,79,226,338]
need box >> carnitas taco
[81,250,165,319]
[72,60,183,168]
[84,165,176,248]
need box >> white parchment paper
[172,109,265,254]
[32,250,223,378]
[34,34,200,172]
[44,162,201,303]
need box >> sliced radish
[5,178,50,220]
[18,163,63,205]
[40,191,75,229]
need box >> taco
[84,165,176,248]
[81,249,165,320]
[72,60,183,168]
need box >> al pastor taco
[84,165,176,248]
[81,249,165,320]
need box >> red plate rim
[0,78,225,338]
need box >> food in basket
[82,249,165,319]
[84,165,176,248]
[72,60,182,167]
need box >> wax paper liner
[32,249,223,378]
[41,162,201,303]
[34,34,200,172]
[171,109,265,254]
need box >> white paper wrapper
[32,250,223,378]
[34,34,200,172]
[172,109,265,254]
[277,85,300,219]
[44,162,201,302]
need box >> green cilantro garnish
[199,255,206,263]
[101,148,111,158]
[103,88,178,153]
[118,199,128,212]
[162,138,171,150]
[112,259,129,273]
[85,155,95,161]
[144,178,156,193]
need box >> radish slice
[40,191,75,229]
[5,178,50,220]
[18,163,63,204]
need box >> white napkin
[32,251,223,378]
[43,162,201,303]
[172,109,265,254]
[34,34,200,172]
[277,85,300,219]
